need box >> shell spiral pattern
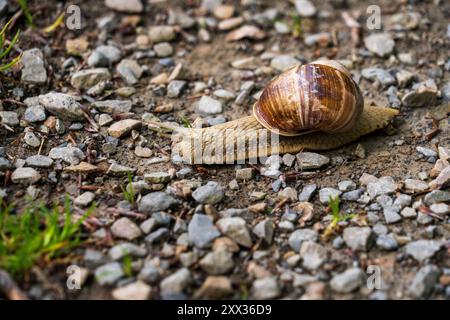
[253,61,364,136]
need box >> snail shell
[253,60,364,136]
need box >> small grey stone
[92,100,132,114]
[213,89,236,101]
[300,241,327,270]
[88,45,122,67]
[138,264,160,283]
[416,146,437,158]
[364,33,395,57]
[235,168,254,181]
[216,217,252,248]
[319,188,342,204]
[376,234,398,250]
[95,262,124,286]
[294,0,316,17]
[252,219,274,244]
[0,111,19,126]
[304,32,331,46]
[167,80,187,98]
[116,59,143,85]
[148,26,176,43]
[0,157,12,171]
[361,67,396,87]
[23,132,41,148]
[270,55,299,71]
[372,223,388,235]
[367,176,397,199]
[105,0,143,13]
[330,268,365,293]
[192,181,224,204]
[71,68,111,90]
[111,217,142,240]
[74,192,95,207]
[343,227,374,252]
[296,152,330,169]
[160,268,191,295]
[338,180,356,192]
[138,192,177,213]
[145,228,169,244]
[38,92,84,121]
[109,243,146,260]
[298,183,317,202]
[400,207,417,218]
[342,189,364,201]
[144,172,171,184]
[11,167,41,184]
[188,214,220,248]
[251,277,280,299]
[383,207,402,224]
[49,145,85,165]
[199,250,234,275]
[21,48,47,84]
[282,153,296,167]
[424,190,450,205]
[24,105,46,123]
[289,229,318,251]
[392,194,412,210]
[405,240,442,262]
[196,96,223,115]
[154,42,173,57]
[408,265,440,298]
[402,81,439,107]
[404,179,429,193]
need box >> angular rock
[343,227,373,252]
[21,48,47,84]
[364,33,395,57]
[108,119,141,138]
[289,229,318,252]
[408,265,440,298]
[105,0,143,13]
[38,93,84,121]
[300,241,327,270]
[296,152,330,169]
[216,217,252,248]
[330,268,365,293]
[49,145,85,165]
[11,167,41,184]
[93,100,132,114]
[192,181,224,204]
[405,240,441,262]
[199,250,234,275]
[138,192,177,213]
[71,68,111,90]
[112,281,151,300]
[111,217,142,240]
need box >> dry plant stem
[166,106,399,164]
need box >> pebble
[282,153,296,167]
[111,217,142,240]
[274,21,290,34]
[21,48,47,84]
[294,0,317,17]
[38,93,85,121]
[429,166,450,190]
[145,228,169,244]
[148,26,176,43]
[383,207,402,224]
[278,187,298,202]
[392,194,412,210]
[105,0,143,13]
[117,59,143,85]
[289,229,318,252]
[402,81,439,107]
[364,33,395,57]
[408,265,440,298]
[270,55,300,72]
[424,190,450,205]
[93,100,132,114]
[338,180,356,192]
[196,96,223,115]
[235,168,254,180]
[23,132,41,148]
[319,188,342,204]
[376,234,398,250]
[74,191,95,207]
[154,42,173,57]
[330,268,365,293]
[405,240,442,262]
[400,207,417,218]
[64,162,98,174]
[0,111,19,126]
[188,214,220,249]
[160,268,191,296]
[300,241,327,270]
[11,167,41,184]
[167,80,187,98]
[195,276,232,299]
[138,192,177,213]
[251,277,280,299]
[95,262,124,286]
[24,104,46,123]
[88,45,122,67]
[213,4,234,20]
[192,181,224,204]
[396,69,415,87]
[107,163,135,176]
[361,67,396,87]
[25,155,53,168]
[144,172,171,184]
[304,32,331,47]
[416,146,437,158]
[342,189,364,201]
[218,17,244,31]
[109,243,146,260]
[225,25,265,42]
[199,250,234,275]
[49,145,85,165]
[367,176,397,199]
[217,217,252,248]
[404,179,429,193]
[429,203,449,216]
[252,219,274,244]
[112,281,151,300]
[343,227,373,252]
[296,152,330,169]
[213,89,235,101]
[107,119,142,138]
[298,183,317,202]
[71,68,111,90]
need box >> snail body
[151,60,398,164]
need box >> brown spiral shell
[252,60,364,136]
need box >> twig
[106,207,147,219]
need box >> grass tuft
[0,18,22,72]
[0,196,93,277]
[321,196,355,241]
[17,0,34,26]
[120,172,135,207]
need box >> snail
[149,60,398,164]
